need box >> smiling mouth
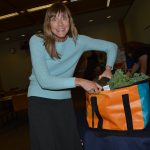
[56,29,65,32]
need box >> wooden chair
[12,93,28,112]
[11,93,28,124]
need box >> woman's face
[50,12,70,39]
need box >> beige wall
[0,72,3,90]
[79,22,121,46]
[125,0,150,43]
[0,41,31,91]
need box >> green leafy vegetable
[108,69,149,89]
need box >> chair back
[12,93,28,112]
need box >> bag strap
[91,94,133,131]
[122,94,133,131]
[91,96,103,129]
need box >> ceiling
[0,0,134,43]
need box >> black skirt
[28,96,83,150]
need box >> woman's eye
[51,17,56,22]
[63,16,68,20]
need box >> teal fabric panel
[138,82,150,127]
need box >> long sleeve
[78,35,118,68]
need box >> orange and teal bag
[86,80,150,131]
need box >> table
[0,92,27,127]
[0,92,27,101]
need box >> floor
[0,122,30,150]
[0,87,86,150]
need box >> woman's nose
[58,19,63,25]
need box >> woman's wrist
[105,65,112,71]
[75,78,81,87]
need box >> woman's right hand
[75,78,102,93]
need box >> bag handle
[122,94,133,131]
[91,96,103,129]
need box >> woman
[125,41,150,75]
[28,2,117,150]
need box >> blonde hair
[43,2,78,59]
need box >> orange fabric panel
[86,85,144,130]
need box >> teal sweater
[28,34,117,100]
